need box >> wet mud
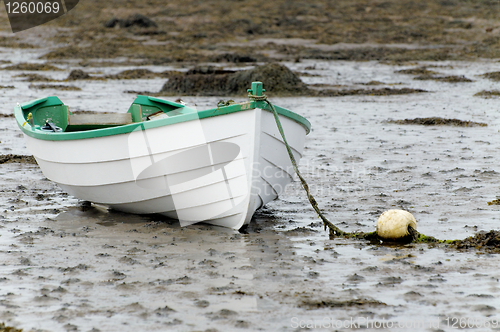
[2,58,500,332]
[2,0,500,64]
[1,0,500,331]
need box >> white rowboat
[15,82,311,229]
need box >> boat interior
[20,95,189,132]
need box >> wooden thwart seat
[66,112,133,131]
[68,113,133,126]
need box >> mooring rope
[219,93,485,245]
[248,94,345,236]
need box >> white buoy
[376,209,417,242]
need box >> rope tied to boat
[217,99,235,108]
[248,92,345,237]
[22,112,33,127]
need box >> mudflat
[0,1,500,331]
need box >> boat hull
[25,107,307,229]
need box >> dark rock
[227,63,308,95]
[120,14,157,28]
[66,69,91,80]
[187,66,236,76]
[104,18,121,28]
[106,69,160,79]
[104,14,157,29]
[212,53,257,63]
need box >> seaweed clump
[335,230,443,245]
[482,71,500,81]
[326,225,500,253]
[414,233,444,244]
[1,62,61,71]
[14,73,54,82]
[396,67,473,83]
[316,87,427,97]
[330,230,399,243]
[160,63,308,96]
[0,322,23,332]
[414,75,473,83]
[300,298,386,309]
[452,231,500,253]
[161,63,427,97]
[387,117,487,127]
[474,90,500,98]
[0,154,37,164]
[105,69,173,80]
[396,67,438,76]
[29,84,81,91]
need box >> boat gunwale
[15,98,311,141]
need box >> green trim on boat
[129,95,190,120]
[15,95,311,141]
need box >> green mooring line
[242,94,500,248]
[248,93,345,237]
[256,95,469,245]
